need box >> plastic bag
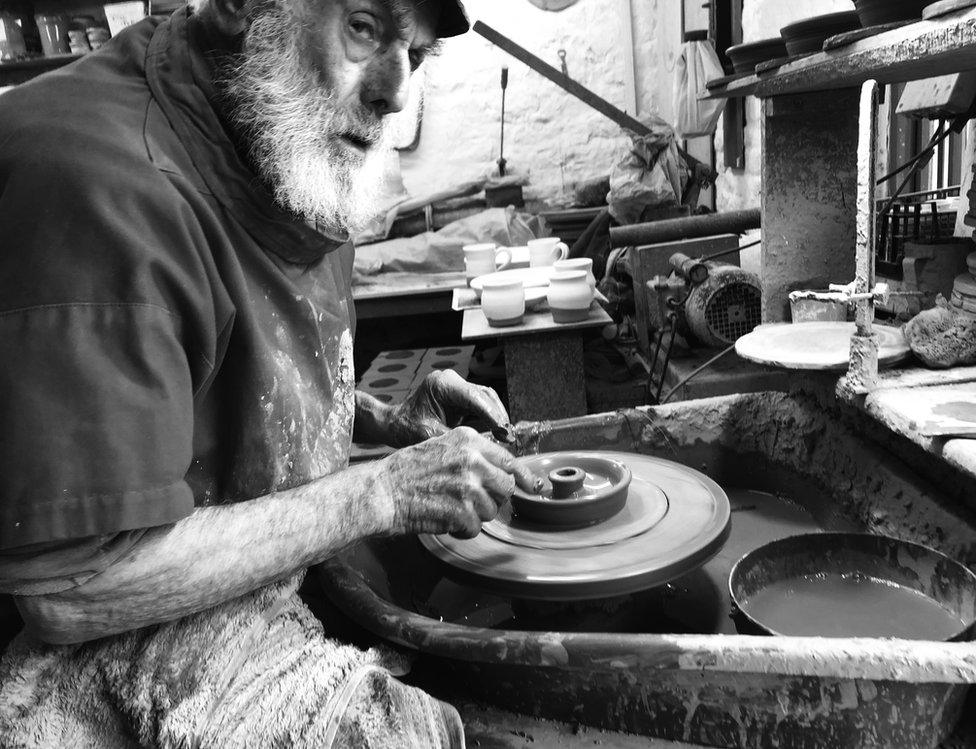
[673,39,726,139]
[607,115,687,225]
[353,206,547,275]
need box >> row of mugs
[464,237,569,282]
[483,259,597,328]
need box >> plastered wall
[713,0,855,212]
[399,0,683,207]
[401,0,857,213]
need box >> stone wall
[399,0,682,207]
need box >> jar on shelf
[0,11,28,61]
[34,13,70,56]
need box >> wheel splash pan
[316,393,976,748]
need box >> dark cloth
[0,7,357,555]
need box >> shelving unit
[706,5,976,484]
[707,8,976,99]
[703,6,976,324]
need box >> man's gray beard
[222,2,392,235]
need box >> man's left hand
[384,370,510,448]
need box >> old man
[0,0,530,744]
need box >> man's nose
[361,46,411,117]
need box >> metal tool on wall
[473,20,717,204]
[498,66,509,177]
[485,64,526,208]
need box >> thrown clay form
[553,257,597,291]
[420,451,731,600]
[548,270,593,323]
[483,481,668,550]
[510,452,632,527]
[481,277,525,328]
[734,321,909,370]
[726,38,789,74]
[470,267,554,296]
[854,0,928,26]
[923,0,976,19]
[780,11,860,56]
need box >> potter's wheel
[420,451,732,600]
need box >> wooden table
[462,303,613,422]
[352,271,467,320]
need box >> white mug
[481,278,525,327]
[554,257,596,291]
[464,243,513,282]
[527,237,569,268]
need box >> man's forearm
[15,461,393,645]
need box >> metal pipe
[609,209,761,248]
[847,79,881,394]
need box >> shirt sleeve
[0,303,196,549]
[0,531,148,595]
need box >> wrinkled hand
[375,427,537,538]
[385,370,510,448]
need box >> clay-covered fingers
[428,370,510,429]
[475,435,538,494]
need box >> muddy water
[744,573,967,639]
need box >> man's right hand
[375,427,538,538]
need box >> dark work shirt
[0,6,358,555]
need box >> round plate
[922,0,976,17]
[484,482,668,550]
[510,452,631,527]
[780,11,860,56]
[471,267,555,295]
[735,321,909,371]
[726,37,789,74]
[420,452,732,600]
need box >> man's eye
[348,13,379,43]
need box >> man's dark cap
[436,0,469,38]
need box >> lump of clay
[903,295,976,368]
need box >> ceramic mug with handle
[464,243,513,283]
[527,237,569,268]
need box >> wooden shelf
[0,55,82,86]
[708,6,976,99]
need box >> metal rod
[473,20,709,177]
[654,315,680,404]
[609,209,761,248]
[498,66,508,177]
[474,20,649,136]
[847,79,881,395]
[660,343,737,405]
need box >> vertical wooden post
[760,89,861,322]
